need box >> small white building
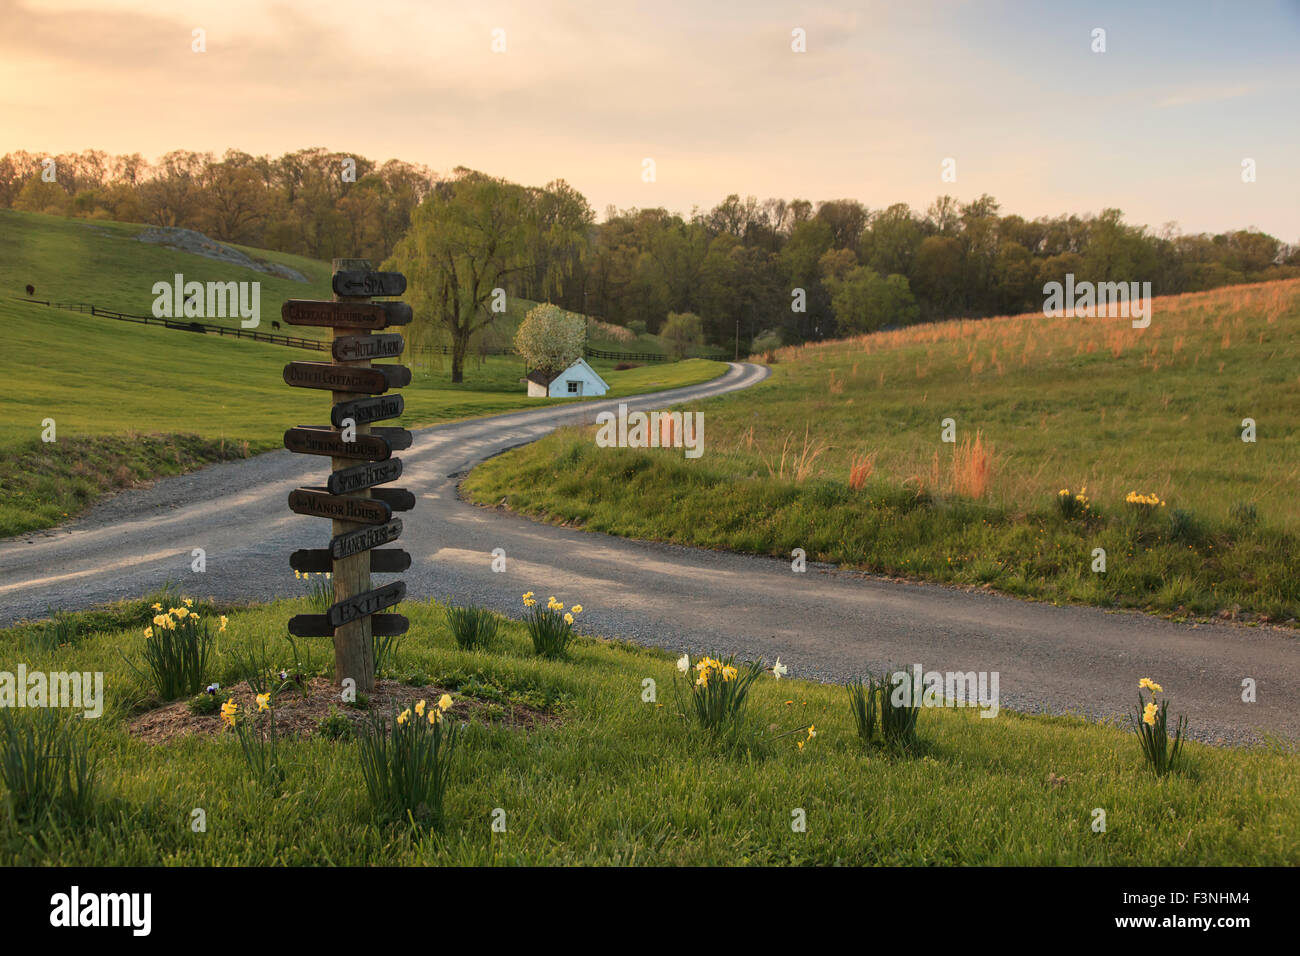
[526,357,610,398]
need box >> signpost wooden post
[281,259,413,693]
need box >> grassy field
[0,293,723,535]
[1,593,1296,865]
[0,209,333,334]
[466,280,1300,624]
[0,210,725,535]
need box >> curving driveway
[1,361,1295,744]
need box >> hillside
[0,212,725,536]
[466,279,1300,623]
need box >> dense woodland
[5,147,1297,357]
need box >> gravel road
[2,361,1294,745]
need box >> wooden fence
[14,297,733,362]
[13,298,328,351]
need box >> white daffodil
[676,653,690,673]
[772,658,788,680]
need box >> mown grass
[0,434,252,538]
[465,280,1300,624]
[1,595,1297,865]
[0,291,724,534]
[0,208,333,333]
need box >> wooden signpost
[281,259,413,692]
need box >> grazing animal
[271,320,281,330]
[24,284,34,296]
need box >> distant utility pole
[734,318,739,361]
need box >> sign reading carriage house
[525,357,610,398]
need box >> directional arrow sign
[288,487,392,525]
[332,271,406,297]
[283,362,410,394]
[282,300,412,329]
[288,612,410,638]
[333,333,404,362]
[331,394,404,428]
[284,426,392,461]
[290,548,411,574]
[330,519,402,559]
[327,458,402,495]
[326,580,406,628]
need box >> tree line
[5,148,1297,358]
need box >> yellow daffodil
[152,614,167,627]
[438,694,453,712]
[221,698,238,727]
[219,615,228,633]
[428,709,440,725]
[1143,702,1158,726]
[1139,677,1163,693]
[522,591,534,600]
[721,665,738,682]
[143,626,153,639]
[415,699,426,717]
[564,612,574,625]
[151,602,162,611]
[397,709,410,725]
[184,598,194,608]
[571,604,583,614]
[256,692,271,712]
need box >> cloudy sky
[3,0,1298,237]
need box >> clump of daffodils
[1056,487,1092,520]
[674,652,768,733]
[1134,677,1186,776]
[1126,491,1166,510]
[358,694,460,828]
[521,591,583,659]
[136,596,214,701]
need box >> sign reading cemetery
[281,259,414,693]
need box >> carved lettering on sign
[330,519,402,559]
[332,271,407,297]
[283,362,410,394]
[282,299,412,329]
[326,581,406,628]
[288,487,392,525]
[326,458,403,495]
[333,333,405,362]
[330,395,404,427]
[284,426,392,461]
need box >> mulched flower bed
[129,677,558,744]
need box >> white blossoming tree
[514,303,586,376]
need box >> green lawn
[0,208,333,334]
[2,595,1296,865]
[465,280,1300,624]
[0,292,724,535]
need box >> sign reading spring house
[595,403,704,458]
[280,262,414,676]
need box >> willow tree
[386,168,591,382]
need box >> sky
[2,0,1298,238]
